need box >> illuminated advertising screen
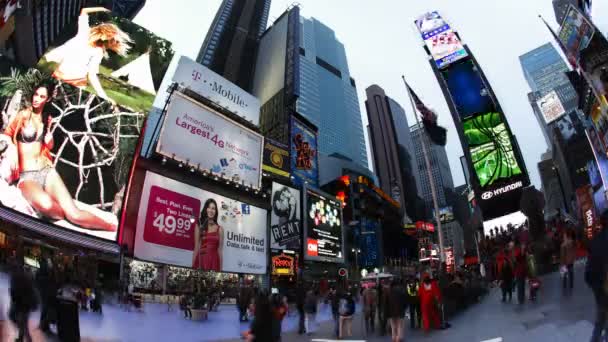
[463,112,523,188]
[291,116,318,187]
[558,4,595,63]
[415,11,449,38]
[304,187,344,263]
[440,59,494,118]
[0,64,146,240]
[156,92,263,189]
[134,171,268,274]
[37,9,174,113]
[424,28,468,69]
[263,139,290,178]
[270,182,301,251]
[0,0,16,29]
[536,91,566,124]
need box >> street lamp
[351,248,361,276]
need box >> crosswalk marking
[480,338,503,342]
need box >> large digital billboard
[37,8,174,113]
[415,11,468,69]
[440,59,494,118]
[536,91,566,124]
[558,4,595,63]
[134,171,268,274]
[291,116,318,187]
[304,186,344,263]
[270,182,301,251]
[156,92,263,189]
[0,64,145,240]
[463,112,523,188]
[0,0,17,29]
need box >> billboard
[291,116,318,187]
[270,183,301,251]
[415,11,449,38]
[580,35,608,112]
[537,91,566,123]
[170,56,260,125]
[0,0,16,29]
[134,171,268,274]
[558,4,595,63]
[37,9,174,113]
[271,252,295,276]
[576,185,596,239]
[424,28,468,69]
[437,206,455,223]
[304,187,344,263]
[0,65,145,240]
[463,112,523,188]
[263,139,290,178]
[440,59,494,119]
[156,92,263,189]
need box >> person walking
[379,283,390,336]
[304,289,318,335]
[500,248,514,302]
[387,279,407,342]
[362,285,378,334]
[9,266,38,342]
[330,287,342,338]
[514,241,528,304]
[271,294,288,341]
[561,229,577,294]
[586,212,608,342]
[407,278,421,329]
[247,293,274,342]
[36,258,58,333]
[296,282,306,335]
[419,273,441,332]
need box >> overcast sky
[135,1,608,189]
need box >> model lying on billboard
[44,7,132,106]
[193,198,223,271]
[2,83,117,232]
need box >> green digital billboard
[463,112,522,188]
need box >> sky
[135,0,608,189]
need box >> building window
[316,57,342,78]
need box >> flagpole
[401,75,445,263]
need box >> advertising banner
[359,219,380,268]
[134,171,268,274]
[445,247,455,273]
[0,0,17,29]
[170,56,260,125]
[463,112,523,188]
[537,91,566,123]
[263,139,290,178]
[36,9,174,113]
[304,187,344,263]
[156,92,263,188]
[580,34,608,112]
[440,59,494,119]
[271,252,295,276]
[270,182,301,251]
[575,185,596,239]
[291,117,318,187]
[0,63,145,240]
[423,28,468,69]
[415,11,449,38]
[558,4,595,63]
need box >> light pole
[402,76,446,263]
[351,248,361,276]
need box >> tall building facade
[196,0,271,91]
[538,150,567,218]
[410,123,454,208]
[365,84,422,220]
[520,43,576,100]
[252,9,367,168]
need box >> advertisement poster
[263,139,290,178]
[537,91,566,124]
[463,112,523,188]
[558,4,595,63]
[304,187,344,263]
[170,56,260,125]
[134,171,268,274]
[0,64,145,240]
[580,34,608,112]
[445,247,455,273]
[576,185,596,239]
[291,117,318,187]
[156,92,263,188]
[271,252,295,276]
[441,59,494,119]
[424,28,468,69]
[415,11,449,38]
[359,219,379,268]
[0,0,17,29]
[270,182,300,251]
[37,9,174,113]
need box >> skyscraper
[196,0,271,91]
[252,9,367,168]
[410,123,454,208]
[365,85,421,220]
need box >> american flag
[405,82,447,146]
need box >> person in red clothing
[513,241,528,304]
[419,273,441,332]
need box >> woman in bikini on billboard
[4,83,117,232]
[193,199,223,271]
[45,7,132,105]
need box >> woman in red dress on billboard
[193,198,222,271]
[4,83,116,231]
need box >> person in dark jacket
[296,282,306,335]
[247,293,274,342]
[513,241,528,304]
[330,288,341,337]
[338,289,356,339]
[500,248,514,302]
[387,279,407,342]
[10,266,38,342]
[586,212,608,342]
[36,258,58,333]
[407,278,421,329]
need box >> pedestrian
[338,288,356,339]
[419,273,441,332]
[296,282,306,334]
[380,282,390,335]
[237,286,249,322]
[514,241,528,304]
[9,266,38,342]
[247,293,274,342]
[304,289,318,335]
[36,258,58,334]
[180,294,192,319]
[330,287,341,337]
[585,212,608,342]
[362,285,377,334]
[560,229,576,294]
[387,279,407,342]
[500,248,514,303]
[271,294,288,341]
[407,277,421,329]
